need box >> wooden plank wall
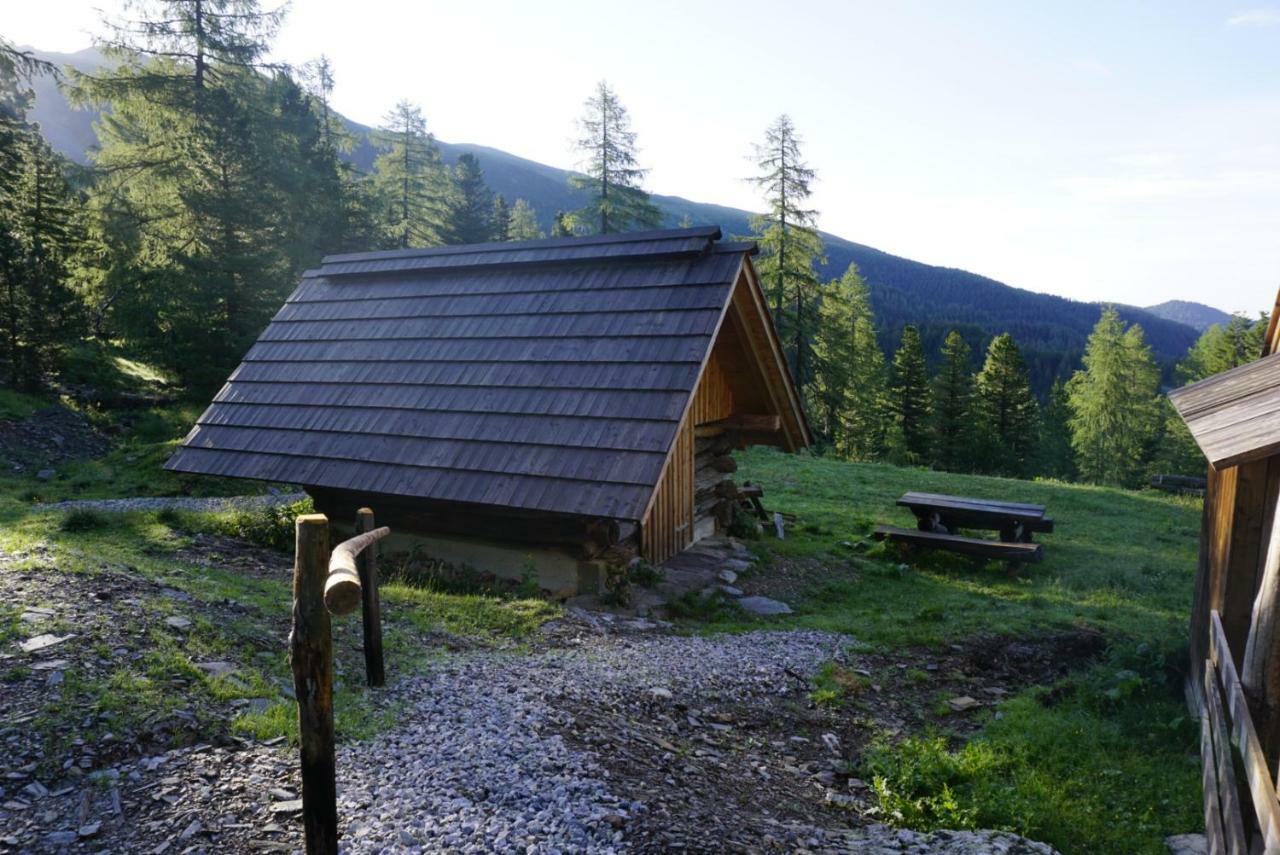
[641,346,737,563]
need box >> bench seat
[873,525,1044,563]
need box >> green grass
[729,447,1202,855]
[0,504,561,757]
[736,447,1199,649]
[0,387,46,420]
[0,401,287,503]
[861,648,1199,853]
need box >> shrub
[59,508,108,532]
[213,498,314,551]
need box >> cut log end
[323,569,362,616]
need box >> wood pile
[695,434,739,530]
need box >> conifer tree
[812,264,871,446]
[568,81,660,234]
[1067,307,1162,485]
[371,100,454,249]
[71,0,328,385]
[449,153,494,244]
[550,210,574,238]
[1178,314,1269,383]
[1,130,85,388]
[509,199,543,240]
[932,331,976,471]
[748,114,825,393]
[890,325,933,464]
[842,315,894,461]
[974,333,1038,476]
[490,194,510,241]
[1035,380,1076,480]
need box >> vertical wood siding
[641,345,738,563]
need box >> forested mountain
[1141,300,1235,333]
[24,46,1203,392]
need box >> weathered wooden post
[289,514,338,855]
[355,507,385,687]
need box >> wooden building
[166,226,810,592]
[1169,305,1280,851]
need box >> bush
[728,503,762,539]
[209,498,314,551]
[59,508,108,532]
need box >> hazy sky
[10,1,1280,313]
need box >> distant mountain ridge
[23,46,1210,391]
[1140,300,1235,333]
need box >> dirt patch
[549,629,1103,851]
[0,406,110,473]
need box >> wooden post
[289,514,338,855]
[355,508,385,688]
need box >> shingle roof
[165,227,755,521]
[1169,351,1280,470]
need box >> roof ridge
[320,225,723,266]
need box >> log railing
[290,510,390,855]
[1205,610,1280,854]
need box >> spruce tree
[974,333,1038,476]
[449,153,493,244]
[1035,380,1077,480]
[890,325,933,464]
[842,315,894,461]
[1067,307,1162,485]
[371,100,454,249]
[812,264,871,447]
[569,81,660,234]
[932,330,976,471]
[509,199,543,240]
[490,194,510,241]
[748,114,825,394]
[1,129,84,388]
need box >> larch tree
[490,194,510,241]
[371,100,454,249]
[568,81,660,235]
[748,114,824,394]
[550,210,574,238]
[70,0,332,387]
[890,325,934,464]
[974,333,1038,476]
[1067,307,1162,486]
[508,199,543,240]
[450,153,494,244]
[932,330,977,471]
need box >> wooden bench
[873,525,1044,564]
[896,491,1054,543]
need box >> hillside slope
[1142,300,1234,333]
[24,46,1200,388]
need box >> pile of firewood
[695,434,738,529]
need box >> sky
[8,0,1280,314]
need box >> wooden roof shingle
[1169,351,1280,469]
[166,227,756,521]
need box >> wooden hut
[166,226,810,593]
[1168,307,1280,851]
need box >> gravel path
[331,630,1056,854]
[34,492,308,513]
